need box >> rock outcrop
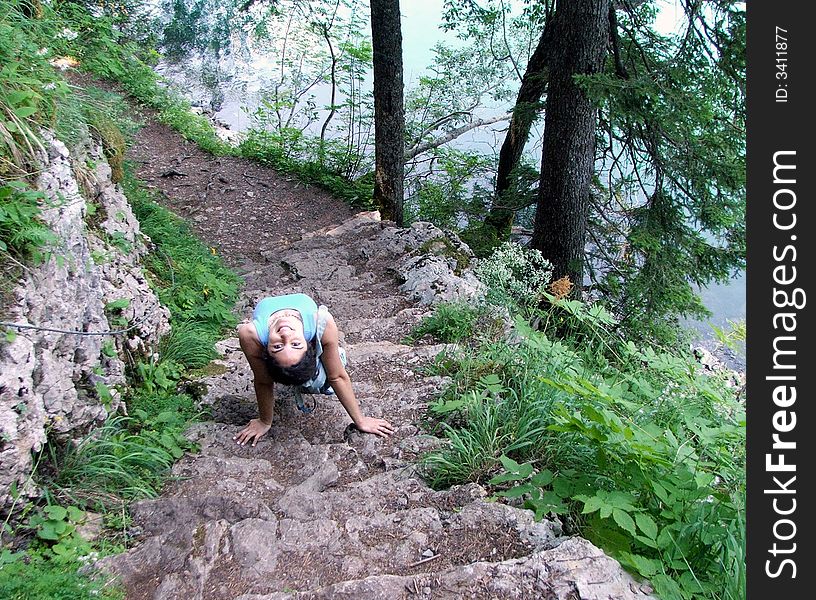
[97,212,655,600]
[0,135,170,512]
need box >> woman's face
[266,310,307,366]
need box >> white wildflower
[475,241,553,310]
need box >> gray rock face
[0,135,170,511]
[96,212,655,599]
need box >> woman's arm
[234,322,275,446]
[320,315,394,438]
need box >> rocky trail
[96,103,655,600]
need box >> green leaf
[530,469,554,487]
[635,513,658,540]
[37,526,60,541]
[44,505,67,521]
[551,475,574,498]
[67,506,85,523]
[651,480,670,504]
[105,298,131,311]
[497,484,535,498]
[51,542,71,556]
[479,373,504,393]
[612,508,637,536]
[678,570,707,594]
[6,90,32,105]
[651,574,685,600]
[13,106,38,119]
[656,526,674,549]
[606,491,637,511]
[153,411,179,424]
[160,433,184,458]
[489,471,527,485]
[634,534,659,549]
[498,454,522,472]
[621,552,661,577]
[430,399,466,414]
[578,494,604,514]
[95,381,113,404]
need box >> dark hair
[263,340,318,386]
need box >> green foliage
[406,302,481,344]
[404,148,494,230]
[1,5,247,597]
[161,0,226,60]
[0,181,57,262]
[45,3,233,157]
[159,320,220,369]
[0,1,70,178]
[238,128,374,209]
[422,270,745,599]
[125,173,240,335]
[580,3,745,341]
[26,504,91,558]
[40,414,191,507]
[104,298,131,328]
[710,319,745,355]
[0,549,124,600]
[157,100,234,156]
[132,356,182,396]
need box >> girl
[233,293,394,446]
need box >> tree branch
[404,113,512,161]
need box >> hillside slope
[93,102,655,600]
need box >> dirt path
[96,93,655,600]
[126,113,354,269]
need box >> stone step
[232,537,656,600]
[102,486,566,600]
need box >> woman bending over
[234,293,394,446]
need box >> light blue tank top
[252,293,318,346]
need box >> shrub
[475,241,552,313]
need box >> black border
[746,2,813,596]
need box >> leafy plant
[126,177,240,336]
[104,298,131,328]
[41,415,187,508]
[711,319,746,355]
[27,504,89,557]
[0,549,124,600]
[0,182,57,262]
[475,241,553,314]
[0,1,70,178]
[406,301,481,343]
[158,320,220,369]
[423,276,745,598]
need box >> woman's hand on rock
[355,416,395,438]
[233,418,271,447]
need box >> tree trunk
[531,0,609,290]
[484,25,552,238]
[370,0,405,225]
